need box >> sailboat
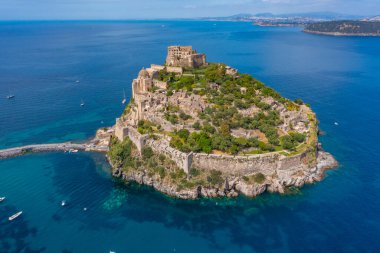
[122,89,127,105]
[80,99,85,107]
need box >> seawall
[0,143,109,159]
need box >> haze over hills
[201,12,379,27]
[202,12,377,22]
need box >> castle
[114,46,319,176]
[107,45,337,199]
[166,46,206,68]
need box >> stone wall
[166,66,183,74]
[153,79,168,90]
[115,120,148,153]
[115,118,128,141]
[145,138,192,174]
[192,54,207,68]
[115,122,315,176]
[151,64,165,71]
[191,151,312,176]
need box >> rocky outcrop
[110,150,338,199]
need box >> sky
[0,0,379,20]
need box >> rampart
[192,150,313,176]
[115,120,315,176]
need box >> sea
[0,21,379,253]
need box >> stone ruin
[165,46,206,68]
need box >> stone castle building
[165,46,206,68]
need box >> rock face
[110,150,337,199]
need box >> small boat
[83,207,87,211]
[61,200,66,206]
[80,99,85,107]
[75,80,80,83]
[6,88,15,99]
[8,211,23,221]
[110,251,116,253]
[0,197,5,202]
[334,122,339,126]
[122,89,127,104]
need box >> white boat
[334,122,339,126]
[8,211,22,221]
[122,89,127,104]
[80,99,85,107]
[6,88,15,99]
[0,197,5,202]
[61,200,66,206]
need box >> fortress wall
[192,54,206,68]
[115,118,128,141]
[116,124,313,176]
[277,149,314,170]
[192,153,280,176]
[151,64,165,71]
[153,80,168,90]
[166,66,183,74]
[127,126,149,153]
[192,150,312,176]
[146,138,192,174]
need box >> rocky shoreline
[110,150,337,200]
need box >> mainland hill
[304,20,380,36]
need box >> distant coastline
[303,30,380,36]
[303,21,380,37]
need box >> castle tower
[165,46,206,68]
[132,67,153,99]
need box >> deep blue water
[0,21,379,253]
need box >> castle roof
[138,68,150,78]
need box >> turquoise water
[0,21,379,252]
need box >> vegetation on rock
[304,21,380,35]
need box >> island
[304,20,380,36]
[96,46,338,199]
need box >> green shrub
[159,154,166,163]
[207,170,224,185]
[177,129,190,140]
[179,112,192,121]
[192,121,201,130]
[253,173,266,184]
[155,166,166,179]
[142,147,154,160]
[189,167,201,177]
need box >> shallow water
[0,21,379,252]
